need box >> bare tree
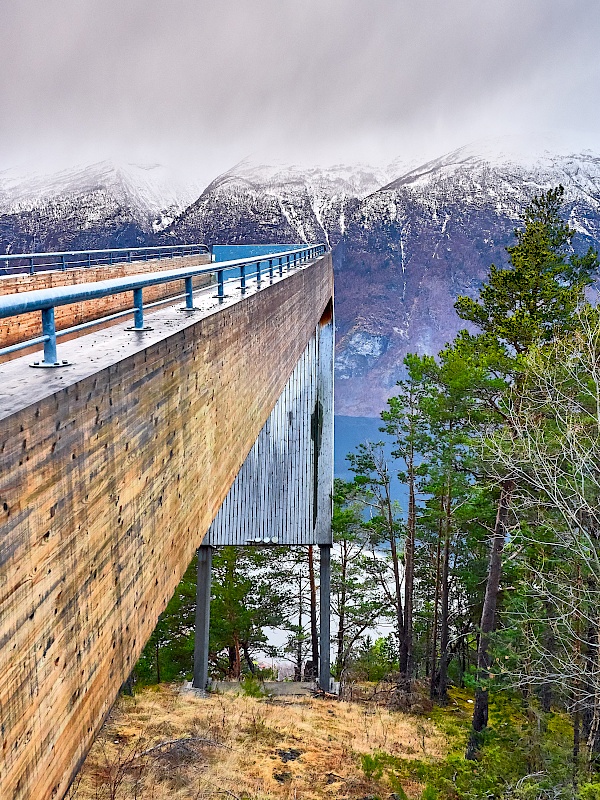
[484,310,600,763]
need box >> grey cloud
[1,0,599,181]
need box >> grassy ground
[68,684,448,800]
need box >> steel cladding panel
[205,331,322,546]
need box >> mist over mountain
[0,161,204,253]
[164,138,600,415]
[165,160,397,249]
[3,137,600,416]
[333,140,600,414]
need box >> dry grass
[69,684,447,800]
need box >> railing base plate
[30,360,71,369]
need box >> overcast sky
[1,0,600,185]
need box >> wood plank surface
[0,254,333,800]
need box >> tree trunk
[242,642,255,675]
[336,541,347,675]
[308,546,319,674]
[429,514,443,699]
[399,446,416,687]
[388,496,405,662]
[436,479,453,703]
[295,577,303,681]
[229,638,242,680]
[466,478,514,759]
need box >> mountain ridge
[2,137,600,415]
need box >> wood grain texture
[0,255,212,355]
[0,254,333,800]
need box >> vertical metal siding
[204,327,331,546]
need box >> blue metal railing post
[185,276,194,309]
[1,243,211,276]
[133,288,144,328]
[0,244,326,363]
[41,307,58,365]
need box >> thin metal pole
[217,270,224,302]
[185,276,194,309]
[256,260,261,286]
[319,544,331,692]
[317,306,334,692]
[279,257,283,277]
[240,264,246,294]
[133,288,144,328]
[41,307,58,365]
[269,259,273,284]
[193,545,212,691]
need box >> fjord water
[334,415,405,509]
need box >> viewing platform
[0,244,333,800]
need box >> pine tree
[381,359,432,686]
[331,479,390,677]
[455,186,599,757]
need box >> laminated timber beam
[0,253,333,800]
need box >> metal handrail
[0,244,327,368]
[0,243,210,275]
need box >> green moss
[361,691,586,799]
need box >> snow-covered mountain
[0,161,204,253]
[166,159,395,248]
[164,138,600,415]
[3,138,600,416]
[333,138,600,414]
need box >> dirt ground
[68,684,447,800]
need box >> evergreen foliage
[133,186,600,793]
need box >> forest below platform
[118,186,600,798]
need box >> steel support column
[319,544,332,692]
[316,305,334,692]
[193,545,212,690]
